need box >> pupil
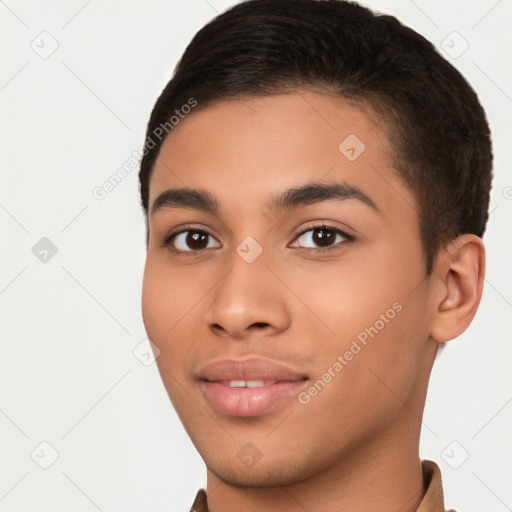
[313,228,334,247]
[187,231,208,249]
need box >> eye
[290,224,353,251]
[163,228,221,253]
[161,223,353,255]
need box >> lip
[198,358,309,417]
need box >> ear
[429,234,485,343]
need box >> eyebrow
[149,181,379,217]
[268,181,379,213]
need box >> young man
[138,1,492,510]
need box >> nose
[204,253,291,340]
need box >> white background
[0,1,511,511]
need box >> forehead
[149,91,414,219]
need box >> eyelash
[161,223,355,256]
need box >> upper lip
[198,357,309,382]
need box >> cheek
[289,302,427,460]
[141,259,168,343]
[142,256,200,340]
[279,254,407,347]
[142,258,187,380]
[284,248,428,409]
[141,259,194,413]
[141,255,215,385]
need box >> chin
[206,453,317,488]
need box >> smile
[197,357,309,417]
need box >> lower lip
[201,380,307,417]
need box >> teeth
[229,380,247,388]
[246,380,267,388]
[227,380,276,388]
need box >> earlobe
[430,234,485,343]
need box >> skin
[141,90,485,512]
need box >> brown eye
[168,230,221,252]
[312,227,336,247]
[293,225,351,250]
[186,231,209,250]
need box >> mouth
[200,379,308,417]
[198,358,309,417]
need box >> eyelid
[161,223,220,250]
[292,220,353,238]
[289,222,354,250]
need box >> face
[142,91,438,487]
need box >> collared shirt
[189,459,455,512]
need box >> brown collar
[190,459,454,512]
